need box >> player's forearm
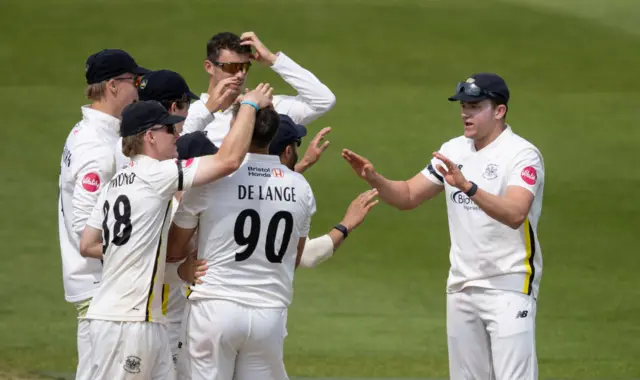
[272,53,336,111]
[367,173,414,210]
[465,183,527,229]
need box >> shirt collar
[199,93,234,114]
[469,125,513,152]
[81,105,121,136]
[245,153,281,163]
[129,154,158,166]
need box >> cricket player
[182,31,336,146]
[57,48,147,380]
[167,107,378,380]
[77,84,272,379]
[342,73,544,379]
[115,69,200,170]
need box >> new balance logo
[516,310,529,319]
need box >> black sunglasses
[212,61,252,74]
[454,82,504,101]
[150,124,176,135]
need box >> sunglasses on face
[212,61,251,74]
[454,82,503,101]
[150,124,176,135]
[114,76,141,86]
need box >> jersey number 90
[102,195,133,254]
[234,209,294,263]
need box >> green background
[1,0,639,378]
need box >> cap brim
[133,66,151,76]
[160,114,186,125]
[448,93,490,102]
[187,91,200,101]
[294,124,307,138]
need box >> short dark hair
[252,107,280,148]
[206,32,251,62]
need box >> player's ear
[107,78,117,95]
[204,60,215,76]
[284,145,292,159]
[495,104,507,119]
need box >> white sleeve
[420,142,448,186]
[270,52,336,126]
[147,158,201,199]
[299,182,316,238]
[182,101,215,135]
[86,188,108,231]
[172,185,210,229]
[164,261,185,284]
[71,147,115,234]
[506,148,544,195]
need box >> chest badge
[482,164,499,180]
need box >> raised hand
[206,77,243,113]
[243,83,274,109]
[240,32,277,65]
[296,127,331,173]
[341,149,377,182]
[433,152,470,190]
[340,189,380,232]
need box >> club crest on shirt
[482,163,499,180]
[123,356,141,374]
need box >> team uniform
[58,105,120,379]
[173,153,316,380]
[422,125,544,379]
[82,155,200,380]
[182,52,335,146]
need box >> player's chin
[463,125,476,138]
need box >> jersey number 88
[102,195,132,253]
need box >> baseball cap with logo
[85,49,149,85]
[448,73,510,104]
[177,131,219,159]
[268,114,308,156]
[120,100,186,137]
[138,70,199,103]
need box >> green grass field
[1,0,639,378]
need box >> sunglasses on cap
[212,61,251,74]
[454,82,504,101]
[150,124,177,135]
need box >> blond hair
[85,82,108,102]
[122,133,145,158]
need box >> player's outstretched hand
[342,149,377,182]
[240,31,277,65]
[243,83,274,109]
[296,127,331,173]
[206,77,243,113]
[178,251,208,285]
[433,152,469,190]
[340,189,379,232]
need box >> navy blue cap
[85,49,149,85]
[177,131,219,159]
[120,100,185,137]
[448,73,510,104]
[138,70,199,103]
[268,115,308,156]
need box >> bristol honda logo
[451,190,479,211]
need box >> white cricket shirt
[422,126,545,297]
[58,106,120,303]
[173,153,316,308]
[85,155,200,323]
[182,52,336,146]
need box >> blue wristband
[240,100,259,112]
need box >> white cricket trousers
[75,319,91,380]
[83,320,175,380]
[178,299,289,380]
[447,287,538,380]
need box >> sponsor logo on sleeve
[81,172,101,192]
[521,166,537,185]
